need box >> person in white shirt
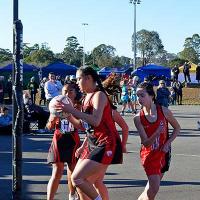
[44,72,63,105]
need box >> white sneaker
[69,192,79,200]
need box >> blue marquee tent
[0,63,38,72]
[132,64,171,86]
[98,64,133,78]
[42,61,77,77]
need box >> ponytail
[79,67,116,109]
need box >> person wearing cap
[156,80,170,108]
[27,76,39,104]
[70,75,76,84]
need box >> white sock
[94,195,102,200]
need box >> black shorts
[80,134,123,165]
[161,149,171,174]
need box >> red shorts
[141,150,170,176]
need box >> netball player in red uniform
[47,83,82,200]
[55,67,123,200]
[134,82,180,200]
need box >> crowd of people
[2,63,200,200]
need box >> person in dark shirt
[156,80,170,108]
[172,65,180,81]
[24,96,49,130]
[27,76,39,104]
[183,62,191,83]
[196,63,200,83]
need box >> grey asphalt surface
[0,105,200,200]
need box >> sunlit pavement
[0,105,200,200]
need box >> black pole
[12,0,23,199]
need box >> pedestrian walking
[134,82,180,200]
[47,83,82,200]
[54,67,123,200]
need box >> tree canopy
[1,31,200,69]
[134,29,164,66]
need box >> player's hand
[54,101,73,113]
[161,141,171,153]
[75,146,84,158]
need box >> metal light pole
[13,0,23,199]
[130,0,141,70]
[82,23,88,67]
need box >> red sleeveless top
[82,92,119,149]
[139,105,169,165]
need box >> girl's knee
[71,173,84,187]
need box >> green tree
[178,47,199,64]
[92,44,116,67]
[134,29,164,66]
[168,58,186,68]
[184,34,200,57]
[61,36,83,67]
[151,50,177,66]
[0,48,12,65]
[24,43,55,66]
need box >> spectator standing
[156,80,170,108]
[183,62,191,83]
[39,77,47,106]
[44,72,63,106]
[173,80,183,105]
[196,63,200,83]
[169,87,176,105]
[27,76,39,104]
[172,65,180,81]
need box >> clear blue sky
[1,0,200,58]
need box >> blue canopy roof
[42,61,77,77]
[132,64,171,86]
[0,63,38,72]
[98,64,133,77]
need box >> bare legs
[47,162,77,200]
[138,174,163,200]
[71,159,108,200]
[67,163,78,197]
[47,163,64,200]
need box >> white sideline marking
[175,153,200,158]
[128,150,200,158]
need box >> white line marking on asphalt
[128,151,200,158]
[174,153,200,158]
